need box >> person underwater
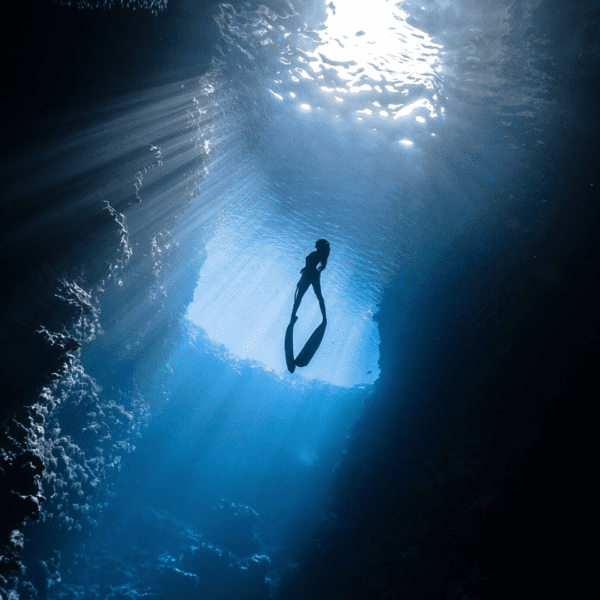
[290,239,330,323]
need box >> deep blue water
[1,1,599,598]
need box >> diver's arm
[318,258,327,272]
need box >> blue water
[1,0,599,598]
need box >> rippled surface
[268,0,443,119]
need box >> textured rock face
[173,542,271,600]
[5,500,272,600]
[171,501,270,599]
[0,340,151,598]
[152,502,272,600]
[0,413,45,576]
[202,501,262,558]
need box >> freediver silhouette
[285,239,330,373]
[291,238,329,322]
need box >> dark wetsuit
[301,250,327,276]
[292,250,327,321]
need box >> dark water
[1,0,599,598]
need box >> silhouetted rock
[203,500,262,558]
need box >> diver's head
[315,239,330,256]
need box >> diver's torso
[303,251,322,274]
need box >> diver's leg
[312,276,326,321]
[291,276,310,320]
